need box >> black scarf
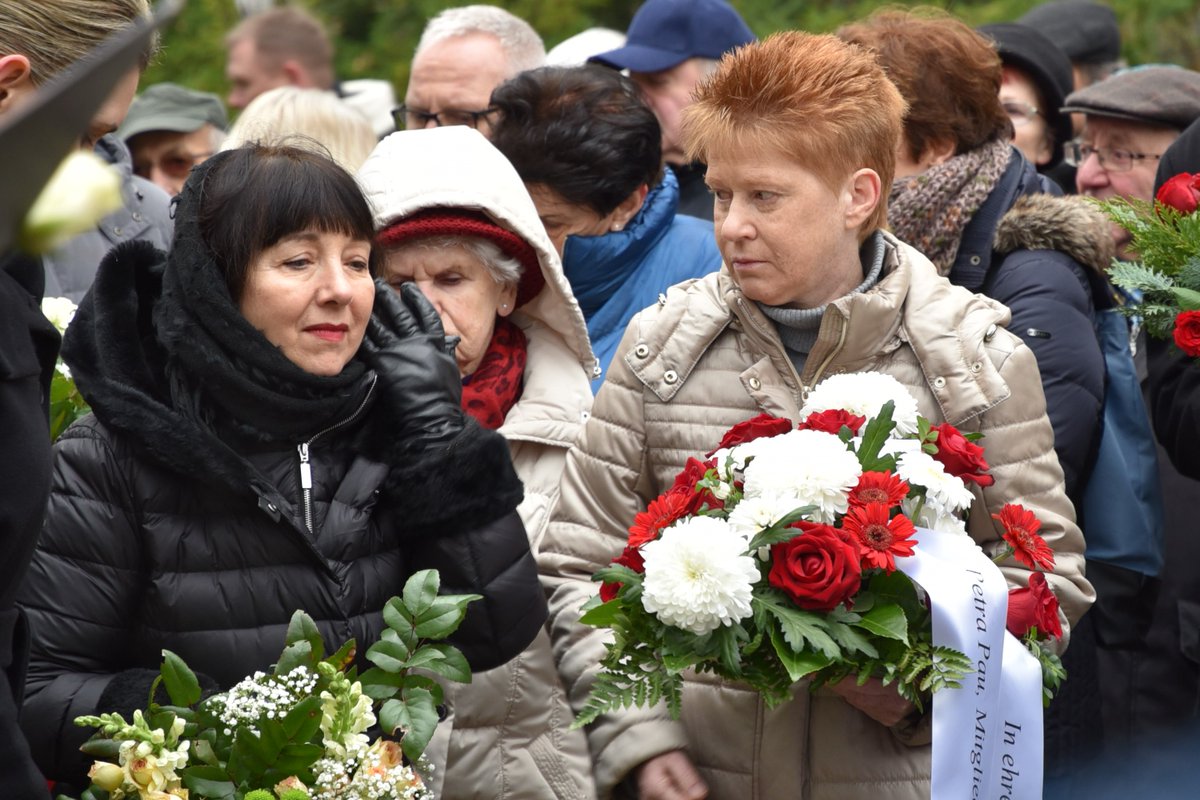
[154,152,372,444]
[63,152,373,499]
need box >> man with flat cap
[589,0,755,220]
[1064,63,1200,759]
[119,82,227,197]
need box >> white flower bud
[20,150,122,255]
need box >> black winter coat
[18,242,546,782]
[0,254,58,800]
[950,151,1111,504]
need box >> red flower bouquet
[574,372,1000,724]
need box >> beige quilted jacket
[539,231,1094,800]
[359,127,597,800]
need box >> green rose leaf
[358,666,406,700]
[366,637,412,673]
[79,738,121,759]
[161,649,201,707]
[418,643,472,683]
[181,767,237,799]
[414,595,480,640]
[281,695,322,742]
[853,602,909,643]
[274,640,314,677]
[383,595,417,640]
[380,686,440,764]
[402,569,441,618]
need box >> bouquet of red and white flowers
[1098,172,1200,357]
[575,371,1064,726]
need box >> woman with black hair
[17,143,546,784]
[488,65,722,391]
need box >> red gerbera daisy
[841,502,917,573]
[848,471,910,509]
[627,491,691,548]
[993,503,1055,571]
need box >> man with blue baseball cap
[590,0,755,219]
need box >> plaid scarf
[887,139,1012,274]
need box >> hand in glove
[362,279,466,450]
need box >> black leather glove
[362,279,466,450]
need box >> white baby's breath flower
[640,516,758,635]
[20,150,122,255]
[896,451,975,513]
[801,371,921,435]
[740,429,861,522]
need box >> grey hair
[389,234,524,292]
[415,5,545,76]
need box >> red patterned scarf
[461,317,527,430]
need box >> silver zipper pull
[298,442,312,490]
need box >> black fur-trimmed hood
[993,193,1115,275]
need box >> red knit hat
[378,209,545,307]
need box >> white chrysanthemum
[801,371,921,435]
[640,516,758,635]
[726,493,798,541]
[902,495,968,536]
[740,429,861,522]
[896,451,975,513]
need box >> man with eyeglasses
[399,5,544,138]
[118,82,226,197]
[1064,65,1200,259]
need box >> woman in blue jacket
[489,65,723,391]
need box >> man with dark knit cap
[589,0,755,220]
[1019,0,1124,93]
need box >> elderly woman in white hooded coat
[357,126,597,800]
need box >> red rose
[708,413,793,455]
[930,422,994,487]
[600,545,646,602]
[1156,172,1200,215]
[1006,572,1063,640]
[1173,310,1200,358]
[768,521,862,612]
[798,409,867,435]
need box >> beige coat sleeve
[965,334,1094,651]
[538,320,690,798]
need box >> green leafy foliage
[70,570,479,799]
[48,368,89,441]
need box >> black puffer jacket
[951,151,1113,505]
[18,239,546,782]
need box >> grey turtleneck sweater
[757,230,886,377]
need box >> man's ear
[0,54,34,113]
[281,59,314,88]
[843,168,882,231]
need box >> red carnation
[1156,172,1200,215]
[768,521,862,612]
[930,422,994,487]
[798,409,867,436]
[600,545,646,602]
[841,502,918,573]
[1173,310,1200,358]
[993,503,1055,571]
[708,413,793,455]
[628,491,692,548]
[668,456,723,513]
[848,471,910,509]
[1006,572,1063,640]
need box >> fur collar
[993,194,1115,275]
